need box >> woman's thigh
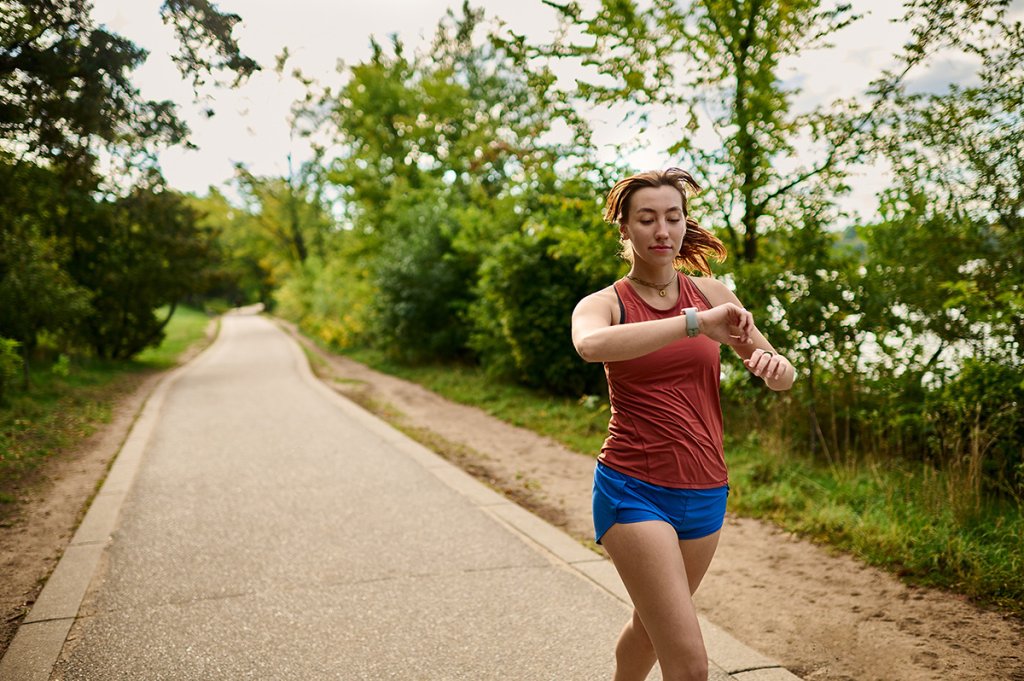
[601,521,712,669]
[679,530,722,594]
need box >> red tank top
[598,273,727,489]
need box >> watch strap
[683,307,699,338]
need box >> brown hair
[603,167,727,276]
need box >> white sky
[90,0,1012,219]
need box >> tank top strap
[678,273,713,310]
[614,277,679,322]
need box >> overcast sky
[90,0,1009,217]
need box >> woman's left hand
[744,348,789,383]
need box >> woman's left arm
[693,278,796,392]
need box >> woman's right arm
[571,289,756,363]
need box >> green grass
[0,306,216,509]
[726,442,1024,614]
[135,305,214,368]
[344,348,610,456]
[339,346,1024,615]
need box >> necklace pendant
[659,289,667,297]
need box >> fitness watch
[683,307,700,338]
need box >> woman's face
[620,185,686,268]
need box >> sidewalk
[0,313,800,680]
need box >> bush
[927,358,1024,504]
[0,337,20,404]
[469,230,606,396]
[275,256,374,351]
[368,198,476,362]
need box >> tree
[0,0,258,169]
[296,3,594,362]
[858,9,1023,497]
[865,10,1023,362]
[70,187,216,359]
[232,156,334,277]
[0,153,90,384]
[0,227,90,383]
[187,188,276,306]
[0,0,259,372]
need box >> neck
[627,266,677,283]
[625,267,679,299]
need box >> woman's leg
[610,607,657,681]
[602,522,722,681]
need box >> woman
[571,168,795,681]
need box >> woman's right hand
[697,303,754,347]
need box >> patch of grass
[0,306,215,508]
[134,305,214,368]
[344,348,609,457]
[726,441,1024,615]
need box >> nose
[654,218,670,238]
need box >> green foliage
[727,442,1024,613]
[275,254,373,350]
[926,360,1024,504]
[0,156,92,378]
[466,167,621,395]
[68,189,217,359]
[0,227,91,370]
[470,229,605,395]
[188,188,277,306]
[231,160,335,278]
[0,337,20,404]
[367,184,476,362]
[289,4,601,369]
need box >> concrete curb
[286,328,801,680]
[0,326,227,681]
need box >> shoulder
[688,275,742,307]
[573,283,620,321]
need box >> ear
[618,223,629,241]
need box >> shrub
[469,230,606,396]
[368,200,476,363]
[0,337,20,404]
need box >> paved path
[1,312,799,680]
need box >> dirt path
[3,320,1022,680]
[285,322,1023,681]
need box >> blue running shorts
[592,462,728,544]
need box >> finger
[743,355,766,376]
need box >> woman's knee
[661,652,708,681]
[658,636,708,681]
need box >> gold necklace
[626,273,676,297]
